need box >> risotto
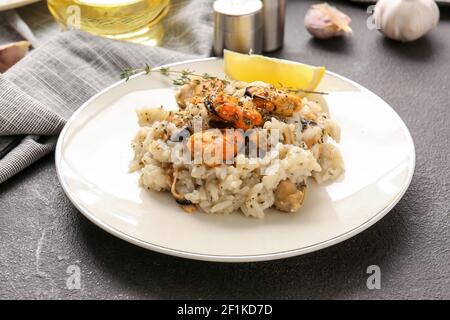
[130,78,344,218]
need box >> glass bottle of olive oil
[47,0,170,45]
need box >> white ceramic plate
[55,58,415,262]
[0,0,40,11]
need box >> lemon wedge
[223,50,325,92]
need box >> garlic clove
[0,41,31,73]
[304,3,352,39]
[374,0,440,42]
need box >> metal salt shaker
[262,0,286,52]
[213,0,264,56]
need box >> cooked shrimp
[206,94,263,131]
[187,129,244,167]
[245,86,303,117]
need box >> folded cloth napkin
[0,0,214,184]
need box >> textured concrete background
[1,0,449,299]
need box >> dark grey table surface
[1,0,449,300]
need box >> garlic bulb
[0,41,30,73]
[304,3,352,39]
[374,0,440,42]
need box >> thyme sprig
[285,88,328,95]
[120,64,218,86]
[278,82,328,95]
[120,65,328,95]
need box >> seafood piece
[245,86,303,117]
[274,180,306,212]
[137,106,170,126]
[206,94,263,131]
[187,129,244,167]
[193,79,225,96]
[175,79,225,107]
[175,82,196,107]
[243,129,268,158]
[168,168,197,212]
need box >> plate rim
[55,57,416,262]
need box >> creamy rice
[130,79,344,218]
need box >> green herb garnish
[120,66,327,95]
[120,65,224,87]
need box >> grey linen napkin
[0,0,214,184]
